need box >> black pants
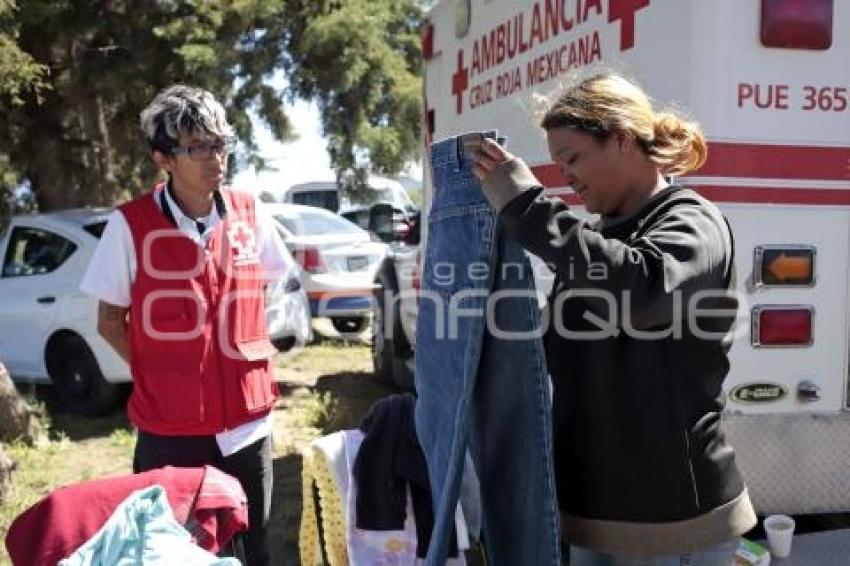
[133,430,273,566]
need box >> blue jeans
[414,132,561,565]
[570,540,739,566]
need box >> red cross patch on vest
[227,221,259,265]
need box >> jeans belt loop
[453,135,463,173]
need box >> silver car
[264,203,388,334]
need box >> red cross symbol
[608,0,650,51]
[451,49,469,115]
[227,222,256,256]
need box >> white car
[264,203,388,334]
[0,208,310,415]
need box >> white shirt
[80,186,296,456]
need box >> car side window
[1,227,77,277]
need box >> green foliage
[282,0,424,184]
[0,0,302,210]
[0,35,47,106]
[0,1,47,224]
[0,0,425,210]
[0,1,47,106]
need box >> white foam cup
[764,514,795,558]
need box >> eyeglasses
[171,137,237,161]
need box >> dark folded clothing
[354,393,458,558]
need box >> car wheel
[46,335,121,416]
[331,316,368,335]
[372,275,415,390]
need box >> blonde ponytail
[649,112,707,176]
[541,74,708,176]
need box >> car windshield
[275,210,363,237]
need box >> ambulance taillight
[751,306,814,347]
[761,0,833,50]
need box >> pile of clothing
[5,465,248,565]
[300,394,480,565]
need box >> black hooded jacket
[498,184,754,554]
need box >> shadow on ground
[49,409,133,442]
[19,383,133,442]
[269,452,305,566]
[313,371,400,433]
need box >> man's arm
[80,209,135,362]
[97,301,130,363]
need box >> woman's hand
[470,138,542,213]
[472,138,513,181]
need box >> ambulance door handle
[37,296,56,304]
[797,380,821,402]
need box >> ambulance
[418,0,850,517]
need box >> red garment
[189,465,250,552]
[120,185,278,436]
[4,466,248,566]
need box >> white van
[283,176,414,213]
[282,180,340,212]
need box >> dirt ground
[0,321,399,565]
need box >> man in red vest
[81,85,296,565]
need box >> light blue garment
[570,540,739,566]
[415,132,561,565]
[59,484,240,566]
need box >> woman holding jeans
[472,73,756,565]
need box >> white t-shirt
[80,186,296,456]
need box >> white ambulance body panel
[423,0,850,514]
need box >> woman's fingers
[482,138,510,161]
[473,150,493,170]
[471,150,493,182]
[471,138,512,181]
[473,145,508,170]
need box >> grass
[295,390,335,430]
[109,428,136,450]
[277,336,375,377]
[0,332,398,565]
[0,432,134,565]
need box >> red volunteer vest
[120,185,278,435]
